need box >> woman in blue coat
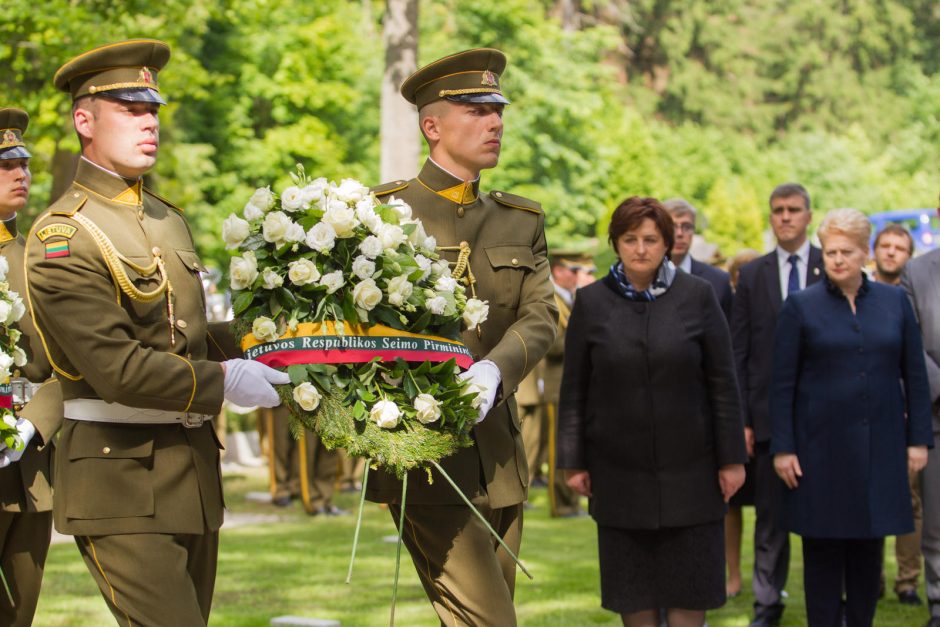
[770,208,934,627]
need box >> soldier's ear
[420,114,441,143]
[73,106,95,143]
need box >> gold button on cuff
[176,319,188,329]
[511,258,519,266]
[102,446,111,455]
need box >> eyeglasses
[675,223,695,233]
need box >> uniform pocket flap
[176,249,208,273]
[68,423,155,460]
[484,245,535,270]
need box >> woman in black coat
[770,208,933,627]
[557,196,747,627]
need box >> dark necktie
[787,254,800,296]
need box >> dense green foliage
[4,0,940,268]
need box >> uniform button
[397,180,404,185]
[176,319,188,329]
[457,206,465,218]
[186,353,192,359]
[138,209,144,221]
[494,192,503,198]
[511,258,519,266]
[459,240,469,248]
[152,246,162,256]
[72,192,80,198]
[102,446,111,455]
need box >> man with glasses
[731,183,823,626]
[663,199,732,320]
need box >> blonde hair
[817,208,871,251]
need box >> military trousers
[389,497,523,626]
[893,467,923,593]
[520,403,546,484]
[0,510,52,627]
[75,530,218,626]
[271,406,338,509]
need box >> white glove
[0,418,36,468]
[222,359,291,408]
[458,360,501,424]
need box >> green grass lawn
[33,467,929,626]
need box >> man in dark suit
[664,198,733,320]
[901,199,940,627]
[731,182,823,626]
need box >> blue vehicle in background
[869,208,940,255]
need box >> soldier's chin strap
[437,240,481,338]
[70,212,177,345]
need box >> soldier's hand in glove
[222,359,291,408]
[0,418,36,468]
[458,360,501,424]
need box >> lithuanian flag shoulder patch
[44,241,70,259]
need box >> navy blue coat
[770,277,934,538]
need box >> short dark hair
[608,196,674,255]
[769,183,811,211]
[874,223,915,255]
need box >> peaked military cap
[0,108,30,160]
[54,39,170,105]
[401,48,510,110]
[550,247,596,272]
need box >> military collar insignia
[0,218,15,244]
[417,159,481,206]
[73,158,144,206]
[481,70,498,87]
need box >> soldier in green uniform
[25,40,289,626]
[365,49,557,625]
[0,108,62,627]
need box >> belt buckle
[182,413,205,428]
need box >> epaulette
[371,179,410,197]
[490,190,542,214]
[48,189,88,217]
[144,186,184,212]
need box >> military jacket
[541,289,571,405]
[25,158,232,535]
[365,160,557,508]
[0,222,55,513]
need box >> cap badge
[481,70,498,87]
[2,131,15,145]
[139,67,154,85]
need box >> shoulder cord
[437,241,481,338]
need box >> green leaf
[268,293,283,318]
[403,375,418,399]
[287,364,307,385]
[232,291,254,316]
[276,288,297,309]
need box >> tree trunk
[380,0,420,182]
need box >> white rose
[0,256,8,281]
[280,185,306,212]
[359,235,383,260]
[302,178,329,205]
[222,213,251,249]
[423,235,437,251]
[414,393,442,424]
[322,204,359,237]
[386,196,413,221]
[352,278,382,311]
[0,352,13,380]
[262,211,293,246]
[244,186,275,219]
[463,298,489,330]
[8,295,24,324]
[377,223,407,250]
[305,222,337,253]
[292,382,322,412]
[288,259,321,286]
[370,400,400,429]
[430,260,451,279]
[261,267,284,290]
[334,178,369,203]
[386,275,413,307]
[427,296,447,315]
[252,316,280,342]
[405,220,427,247]
[319,270,345,294]
[355,199,383,233]
[434,276,458,293]
[415,254,432,281]
[352,255,376,280]
[285,221,305,244]
[463,381,486,409]
[0,302,11,326]
[229,252,259,290]
[12,346,26,368]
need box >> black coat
[731,248,823,443]
[557,271,747,530]
[690,258,733,321]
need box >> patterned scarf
[608,259,677,301]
